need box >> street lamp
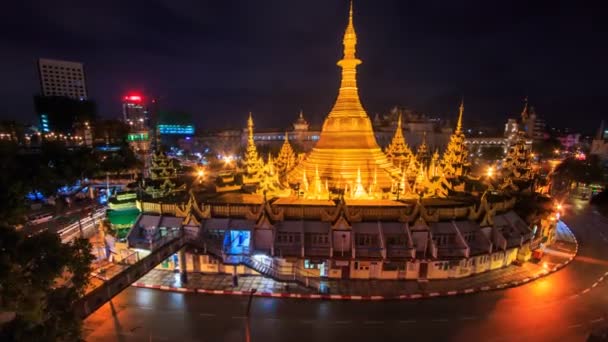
[223,155,234,168]
[486,166,494,178]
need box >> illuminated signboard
[127,132,149,141]
[157,124,195,135]
[40,114,50,132]
[123,95,142,102]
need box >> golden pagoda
[287,2,400,192]
[275,133,297,176]
[242,113,264,184]
[415,132,430,167]
[385,113,414,168]
[502,131,534,180]
[257,154,290,197]
[440,101,470,178]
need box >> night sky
[1,0,606,132]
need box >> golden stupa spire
[247,112,254,141]
[329,0,365,118]
[456,99,464,134]
[286,0,402,190]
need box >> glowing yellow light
[542,262,548,269]
[223,155,234,165]
[486,166,494,178]
[196,169,205,178]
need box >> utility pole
[245,288,257,342]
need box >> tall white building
[37,58,87,99]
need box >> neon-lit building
[122,94,149,131]
[123,94,150,153]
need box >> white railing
[58,208,106,243]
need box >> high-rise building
[123,94,150,153]
[34,95,96,134]
[37,58,87,99]
[34,58,95,137]
[122,94,148,131]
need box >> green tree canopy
[0,226,94,341]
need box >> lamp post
[245,288,257,342]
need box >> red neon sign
[124,95,142,102]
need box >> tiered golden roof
[242,113,264,184]
[287,2,400,190]
[257,155,290,197]
[440,101,470,178]
[502,131,534,180]
[415,132,430,166]
[385,113,414,168]
[275,133,297,176]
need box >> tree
[0,225,94,341]
[479,146,504,161]
[0,142,28,224]
[532,137,562,159]
[552,155,604,194]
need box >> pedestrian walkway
[137,269,312,294]
[133,227,577,299]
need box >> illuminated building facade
[34,58,95,137]
[122,95,149,131]
[123,94,150,153]
[37,58,87,99]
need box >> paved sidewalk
[132,222,578,300]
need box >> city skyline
[1,0,606,132]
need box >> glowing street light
[486,166,494,178]
[223,155,234,167]
[196,168,205,184]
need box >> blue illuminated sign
[158,124,195,135]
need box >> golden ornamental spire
[247,112,254,141]
[397,112,402,130]
[328,0,365,118]
[243,113,263,183]
[456,99,464,134]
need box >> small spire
[247,112,253,129]
[397,112,402,130]
[341,0,359,63]
[284,131,289,142]
[456,99,464,133]
[299,109,304,119]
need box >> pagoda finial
[342,0,358,61]
[299,109,304,120]
[326,0,364,119]
[456,99,464,133]
[247,112,254,142]
[397,112,403,130]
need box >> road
[84,199,608,341]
